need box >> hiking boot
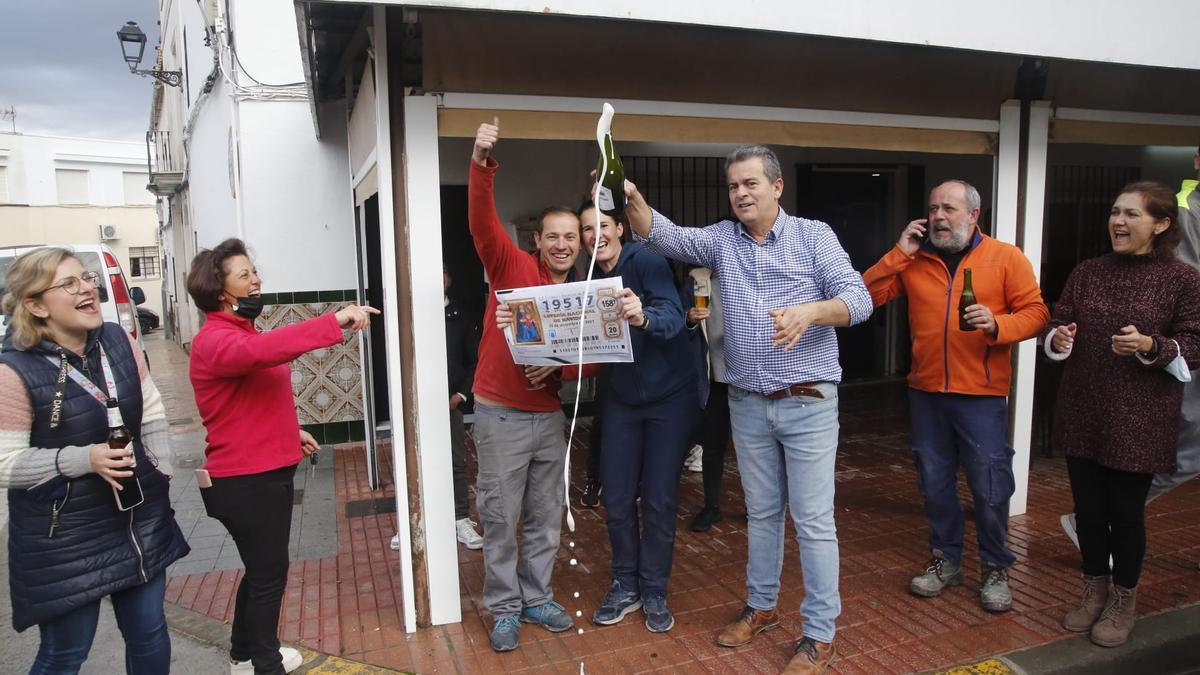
[580,479,602,509]
[1090,584,1137,647]
[490,615,521,652]
[456,518,483,550]
[909,554,963,598]
[643,594,675,633]
[691,505,723,532]
[592,580,642,625]
[782,636,836,675]
[1063,574,1109,632]
[980,562,1013,613]
[521,600,573,632]
[715,605,779,647]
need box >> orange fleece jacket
[863,230,1049,396]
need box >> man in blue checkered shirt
[626,145,871,674]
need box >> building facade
[0,131,163,318]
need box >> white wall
[0,133,150,207]
[184,76,241,248]
[350,0,1200,71]
[238,100,357,291]
[230,0,308,85]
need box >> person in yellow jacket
[863,180,1049,613]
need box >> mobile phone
[113,476,145,511]
[194,468,213,488]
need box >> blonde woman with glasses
[0,247,188,674]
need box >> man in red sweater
[469,119,581,652]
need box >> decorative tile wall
[259,289,365,442]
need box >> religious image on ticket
[497,277,634,365]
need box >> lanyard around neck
[44,344,118,429]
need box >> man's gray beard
[931,227,970,254]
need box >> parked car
[138,306,160,334]
[1,244,149,358]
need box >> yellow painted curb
[934,658,1015,675]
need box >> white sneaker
[456,518,483,550]
[1061,513,1080,550]
[390,534,400,551]
[230,647,303,674]
[685,445,704,473]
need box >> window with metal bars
[624,156,730,228]
[129,246,161,279]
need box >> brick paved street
[148,336,1200,673]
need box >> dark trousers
[600,388,698,598]
[909,389,1016,567]
[701,381,732,509]
[586,407,603,482]
[201,464,296,674]
[450,407,468,520]
[1067,457,1154,588]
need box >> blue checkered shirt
[645,208,872,393]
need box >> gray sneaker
[909,555,963,598]
[980,562,1013,612]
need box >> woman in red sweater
[186,239,377,674]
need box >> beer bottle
[595,103,626,218]
[959,268,977,331]
[106,398,136,491]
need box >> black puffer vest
[1,323,189,631]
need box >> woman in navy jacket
[579,204,697,633]
[0,247,188,674]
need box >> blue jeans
[600,388,698,598]
[908,389,1016,568]
[728,382,841,644]
[31,572,170,675]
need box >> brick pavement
[155,330,1200,673]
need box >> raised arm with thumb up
[472,116,500,166]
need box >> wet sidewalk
[149,336,1200,673]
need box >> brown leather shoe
[715,605,779,647]
[782,637,835,675]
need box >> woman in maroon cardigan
[1046,182,1200,648]
[186,238,377,673]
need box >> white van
[0,244,148,356]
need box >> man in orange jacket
[864,180,1049,613]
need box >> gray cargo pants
[1148,378,1200,503]
[472,402,567,618]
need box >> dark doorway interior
[361,193,390,423]
[795,165,917,381]
[441,185,486,320]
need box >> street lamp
[116,21,182,88]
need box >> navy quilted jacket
[0,323,189,631]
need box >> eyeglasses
[37,271,101,297]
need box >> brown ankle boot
[1090,584,1136,647]
[715,605,779,647]
[1062,574,1109,632]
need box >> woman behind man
[577,203,697,632]
[1047,181,1200,647]
[187,239,377,673]
[0,247,188,673]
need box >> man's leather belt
[763,382,824,400]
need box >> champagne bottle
[958,268,977,331]
[595,103,626,218]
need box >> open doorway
[794,164,921,381]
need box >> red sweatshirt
[190,311,344,477]
[470,158,584,412]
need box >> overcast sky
[0,0,162,141]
